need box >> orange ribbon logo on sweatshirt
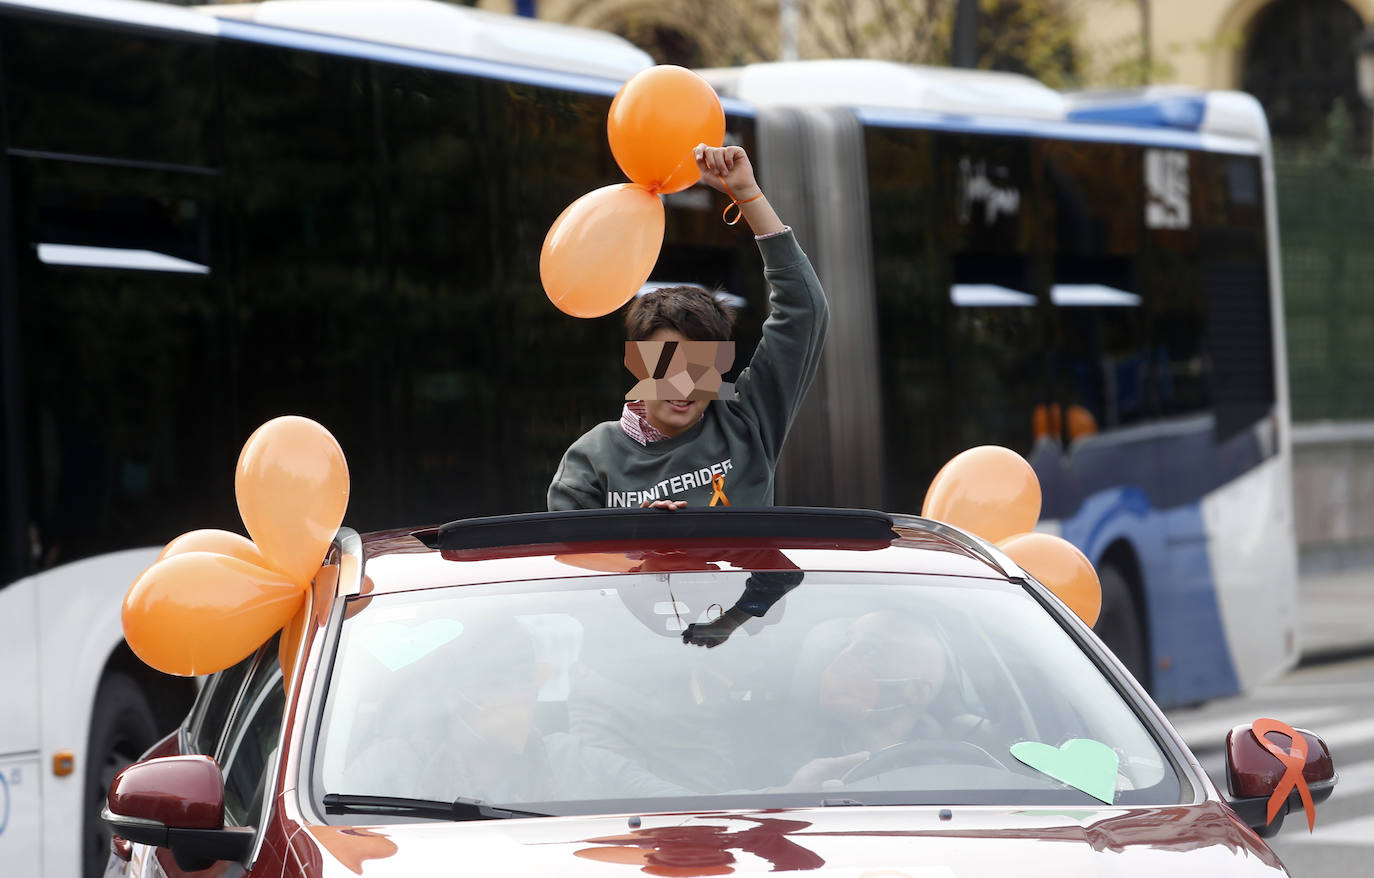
[710,473,730,507]
[1252,717,1316,832]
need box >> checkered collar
[619,401,667,446]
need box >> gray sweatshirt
[547,230,828,510]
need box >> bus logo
[958,157,1021,225]
[1145,149,1190,230]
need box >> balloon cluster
[122,417,349,677]
[922,446,1101,626]
[540,65,726,319]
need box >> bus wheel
[83,672,158,878]
[1094,565,1149,690]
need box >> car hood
[295,800,1287,876]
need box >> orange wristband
[722,192,764,226]
[719,179,765,226]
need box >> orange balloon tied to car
[998,532,1102,626]
[235,416,350,586]
[541,183,665,318]
[607,65,725,195]
[122,551,306,676]
[157,527,267,567]
[922,445,1041,544]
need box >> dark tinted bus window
[1042,140,1150,431]
[15,155,235,569]
[0,15,215,167]
[1138,147,1208,422]
[220,42,396,524]
[867,126,1046,511]
[867,128,1270,514]
[1193,152,1274,440]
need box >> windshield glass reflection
[316,571,1181,815]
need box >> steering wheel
[842,739,1009,784]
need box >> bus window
[0,14,215,167]
[1194,153,1275,442]
[866,126,1047,511]
[1042,140,1152,432]
[14,156,231,571]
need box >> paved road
[1166,654,1374,876]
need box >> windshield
[313,569,1183,817]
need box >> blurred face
[818,613,946,721]
[453,657,538,755]
[629,329,734,438]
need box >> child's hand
[642,499,688,510]
[694,144,760,201]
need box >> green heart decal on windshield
[361,619,464,671]
[1010,738,1119,805]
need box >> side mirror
[1225,721,1337,837]
[101,755,255,872]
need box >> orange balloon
[122,552,306,676]
[158,528,266,567]
[921,460,950,517]
[540,183,665,318]
[999,532,1101,626]
[607,65,724,194]
[235,417,349,586]
[923,446,1041,544]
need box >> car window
[314,571,1182,817]
[186,650,257,756]
[220,637,285,827]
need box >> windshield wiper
[322,793,550,821]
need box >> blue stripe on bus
[1065,97,1207,132]
[855,106,1256,153]
[1061,487,1241,707]
[213,19,757,118]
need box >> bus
[0,1,1297,875]
[704,61,1299,708]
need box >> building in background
[433,0,1374,149]
[1080,0,1373,152]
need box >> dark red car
[103,508,1335,876]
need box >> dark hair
[625,285,735,341]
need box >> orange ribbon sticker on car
[1252,717,1316,832]
[710,473,730,507]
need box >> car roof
[353,508,1021,596]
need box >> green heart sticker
[361,619,464,671]
[1010,738,1119,804]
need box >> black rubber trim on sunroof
[417,507,896,552]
